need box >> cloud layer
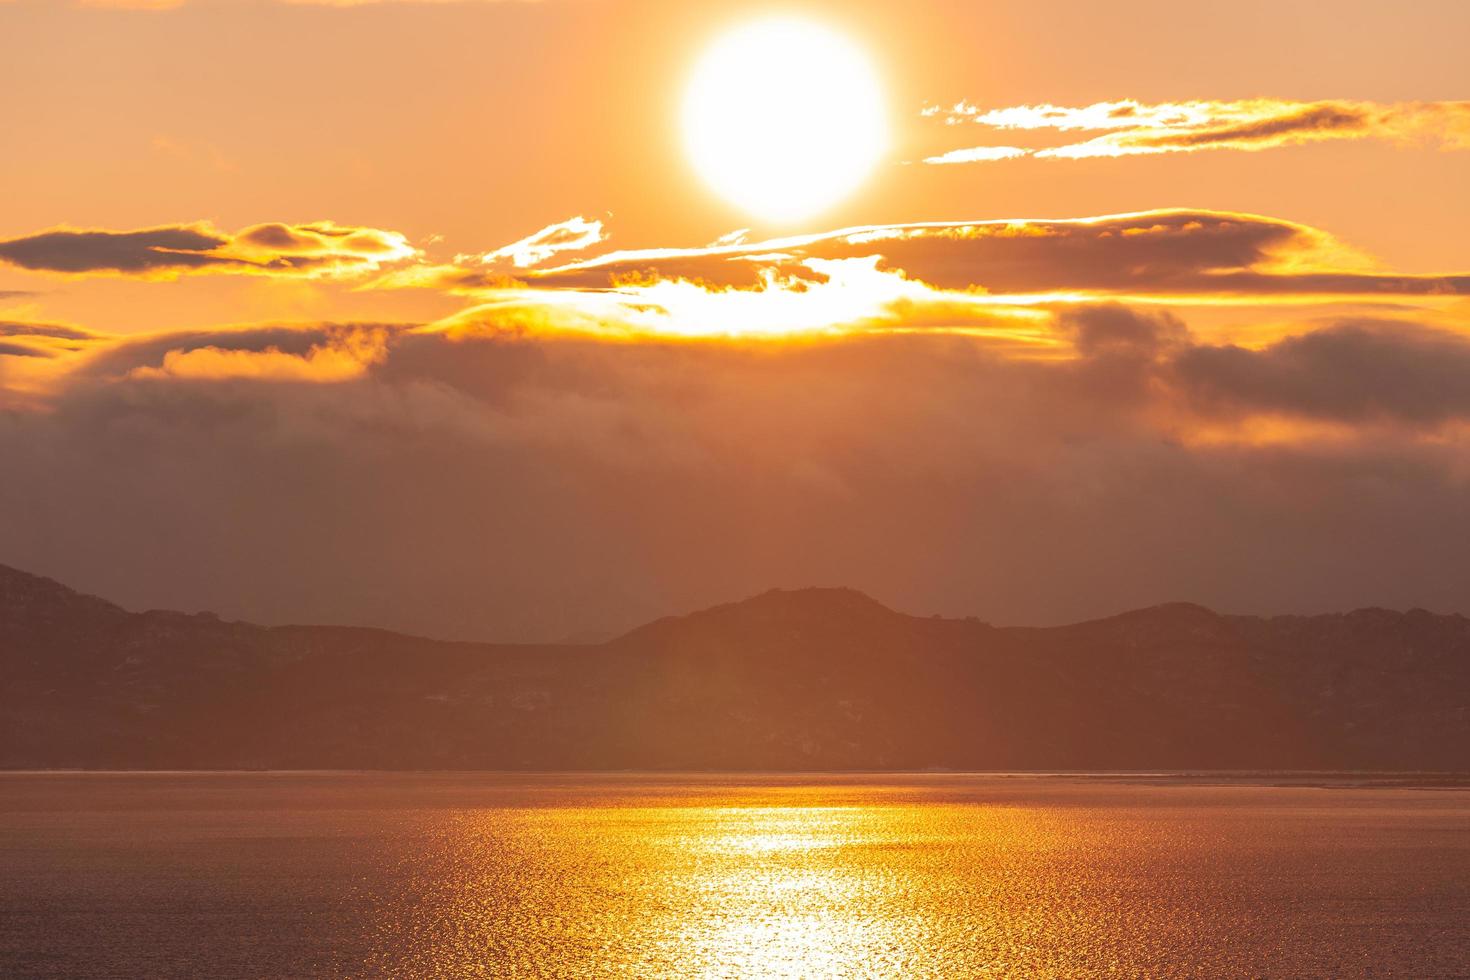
[5,294,1470,640]
[4,206,1470,639]
[923,99,1470,164]
[521,209,1466,302]
[0,221,416,279]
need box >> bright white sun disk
[682,18,888,224]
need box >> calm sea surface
[1,773,1467,978]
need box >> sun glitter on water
[681,17,889,224]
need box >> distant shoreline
[4,769,1470,789]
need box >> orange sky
[2,0,1468,333]
[1,0,1468,640]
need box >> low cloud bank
[4,302,1469,641]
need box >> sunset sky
[3,0,1469,641]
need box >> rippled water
[2,773,1468,978]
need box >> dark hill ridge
[2,564,1467,770]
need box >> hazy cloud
[1059,304,1189,359]
[0,321,98,361]
[0,322,93,341]
[5,201,1470,640]
[1172,321,1470,424]
[0,342,53,359]
[5,306,1470,642]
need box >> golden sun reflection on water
[351,778,1470,979]
[362,788,1109,978]
[669,806,916,979]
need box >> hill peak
[1084,600,1222,626]
[612,586,901,646]
[739,586,897,614]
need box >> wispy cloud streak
[0,221,417,279]
[923,99,1470,163]
[469,216,607,269]
[523,209,1467,301]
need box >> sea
[2,772,1467,978]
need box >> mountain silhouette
[2,564,1467,770]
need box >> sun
[681,17,888,225]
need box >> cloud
[923,146,1031,165]
[1171,321,1470,424]
[0,322,93,341]
[6,305,1470,644]
[0,221,417,279]
[0,226,234,274]
[13,208,1462,348]
[0,342,54,359]
[923,99,1470,163]
[1039,305,1470,431]
[127,329,392,383]
[56,322,404,384]
[3,200,1468,643]
[1058,304,1189,359]
[0,321,97,361]
[366,216,608,296]
[525,209,1467,301]
[707,229,752,248]
[468,216,608,269]
[355,208,1469,353]
[431,256,1053,346]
